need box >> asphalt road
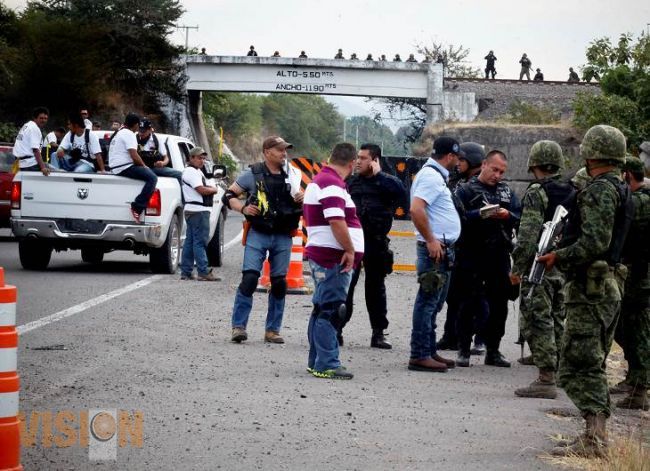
[1,218,578,470]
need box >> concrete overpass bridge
[180,55,599,156]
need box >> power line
[175,24,199,54]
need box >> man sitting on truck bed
[51,113,106,173]
[137,119,182,188]
[108,113,158,223]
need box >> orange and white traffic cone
[256,220,311,294]
[285,222,310,295]
[0,267,22,471]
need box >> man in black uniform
[484,50,497,79]
[438,142,488,352]
[455,150,522,367]
[340,144,407,349]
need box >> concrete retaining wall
[444,78,601,120]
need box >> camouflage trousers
[559,280,621,418]
[614,286,650,388]
[520,270,566,371]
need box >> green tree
[574,32,650,150]
[203,93,263,140]
[502,99,560,125]
[342,115,403,155]
[262,94,342,161]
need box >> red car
[0,143,16,228]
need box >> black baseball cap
[432,137,465,158]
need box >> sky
[5,0,650,125]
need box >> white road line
[17,275,163,335]
[17,230,244,335]
[224,229,243,251]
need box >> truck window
[177,142,191,165]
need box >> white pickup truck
[10,131,228,274]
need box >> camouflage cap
[571,166,592,191]
[623,156,645,174]
[579,124,627,162]
[527,140,564,170]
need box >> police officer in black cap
[340,143,407,348]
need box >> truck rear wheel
[150,214,181,274]
[19,239,53,270]
[207,212,225,267]
[81,248,104,264]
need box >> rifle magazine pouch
[585,260,621,301]
[418,270,444,294]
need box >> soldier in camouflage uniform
[511,141,575,399]
[611,156,650,410]
[538,125,633,458]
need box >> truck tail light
[10,181,21,209]
[146,189,161,216]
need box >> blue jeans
[231,228,292,332]
[410,243,453,360]
[118,165,158,213]
[180,211,210,277]
[50,154,95,173]
[307,260,353,371]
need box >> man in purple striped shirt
[303,143,364,379]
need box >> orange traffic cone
[0,267,22,471]
[255,220,311,294]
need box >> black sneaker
[311,366,353,380]
[456,351,471,367]
[485,351,511,368]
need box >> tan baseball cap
[263,136,293,151]
[190,147,207,156]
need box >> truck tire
[207,212,225,267]
[150,214,181,274]
[19,239,53,270]
[81,248,104,264]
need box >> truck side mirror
[213,164,227,179]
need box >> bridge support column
[426,64,444,124]
[187,90,212,159]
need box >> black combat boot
[485,350,511,368]
[371,330,392,349]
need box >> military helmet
[623,155,645,174]
[458,142,485,168]
[527,140,564,169]
[579,125,627,162]
[571,167,591,191]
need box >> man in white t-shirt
[179,147,220,281]
[51,114,106,173]
[108,113,158,223]
[80,108,93,130]
[41,127,65,162]
[13,106,50,175]
[137,119,182,187]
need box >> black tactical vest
[538,177,577,221]
[561,173,634,266]
[247,162,301,234]
[457,177,517,252]
[622,187,650,279]
[347,173,394,236]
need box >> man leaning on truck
[108,113,158,223]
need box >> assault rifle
[525,204,569,300]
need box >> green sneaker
[311,367,353,380]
